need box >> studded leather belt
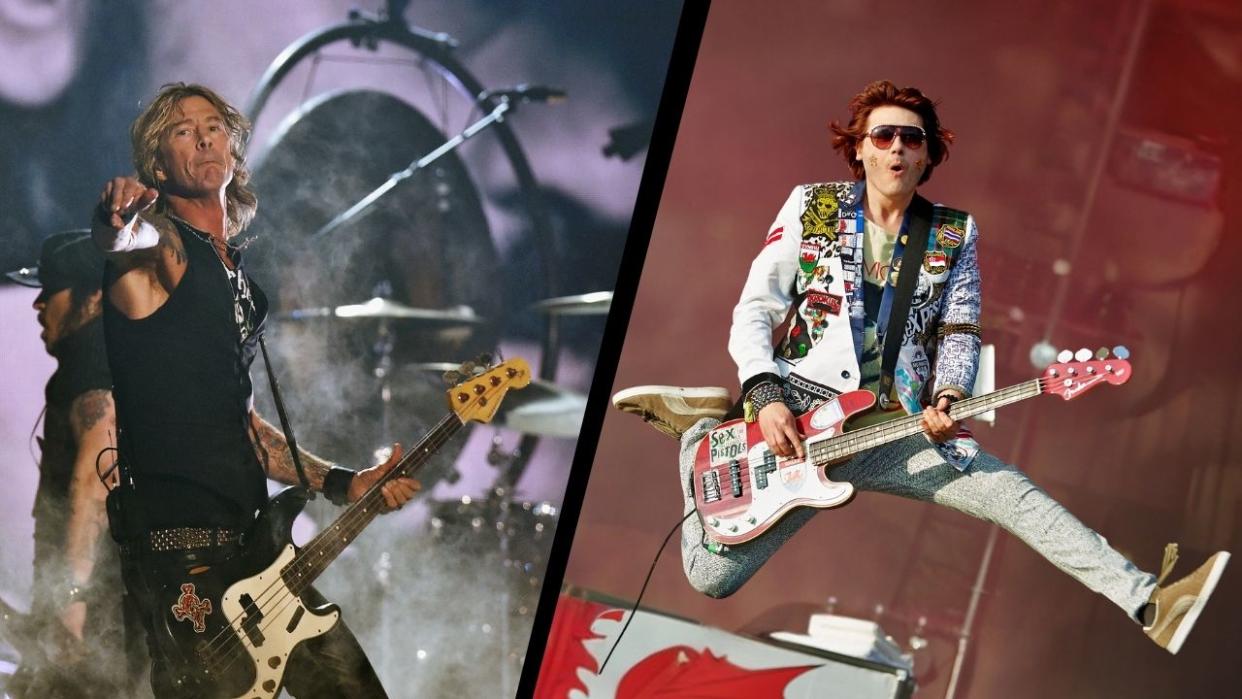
[145,527,240,552]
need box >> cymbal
[279,297,484,325]
[499,389,585,438]
[405,363,585,437]
[531,291,612,316]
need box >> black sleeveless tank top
[103,217,269,530]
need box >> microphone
[477,84,567,105]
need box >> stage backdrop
[0,1,682,697]
[563,1,1242,697]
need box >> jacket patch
[799,184,848,241]
[799,241,821,273]
[936,224,964,249]
[806,291,843,317]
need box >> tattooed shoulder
[160,227,188,266]
[69,389,115,438]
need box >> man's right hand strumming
[92,176,159,252]
[759,402,804,459]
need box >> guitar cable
[26,405,46,467]
[597,509,695,674]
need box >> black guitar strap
[258,334,313,494]
[877,193,933,404]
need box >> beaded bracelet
[936,322,982,338]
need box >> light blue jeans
[678,418,1156,620]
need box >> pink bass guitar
[692,353,1132,545]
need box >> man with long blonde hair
[92,83,418,697]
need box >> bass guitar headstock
[446,357,531,424]
[1042,346,1132,401]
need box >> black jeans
[120,546,388,698]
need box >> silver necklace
[177,219,257,342]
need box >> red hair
[829,80,954,185]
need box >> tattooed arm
[249,410,334,490]
[60,389,117,641]
[249,410,420,510]
[92,176,188,320]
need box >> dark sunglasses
[866,124,926,150]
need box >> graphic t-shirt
[855,218,904,427]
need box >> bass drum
[245,89,500,487]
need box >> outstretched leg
[835,435,1156,616]
[649,392,1226,653]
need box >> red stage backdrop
[561,1,1242,697]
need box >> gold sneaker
[611,385,732,439]
[1143,543,1230,654]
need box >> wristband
[322,466,357,506]
[744,381,785,423]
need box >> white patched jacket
[728,181,983,468]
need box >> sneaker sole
[1167,551,1230,655]
[611,385,730,405]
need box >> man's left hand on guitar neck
[921,390,964,443]
[347,443,421,510]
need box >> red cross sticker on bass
[171,583,213,633]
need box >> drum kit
[230,2,632,693]
[264,289,602,694]
[270,291,606,441]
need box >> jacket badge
[936,224,964,248]
[799,241,820,274]
[924,250,948,275]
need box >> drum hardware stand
[248,6,564,692]
[313,89,558,241]
[372,281,397,449]
[345,1,456,52]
